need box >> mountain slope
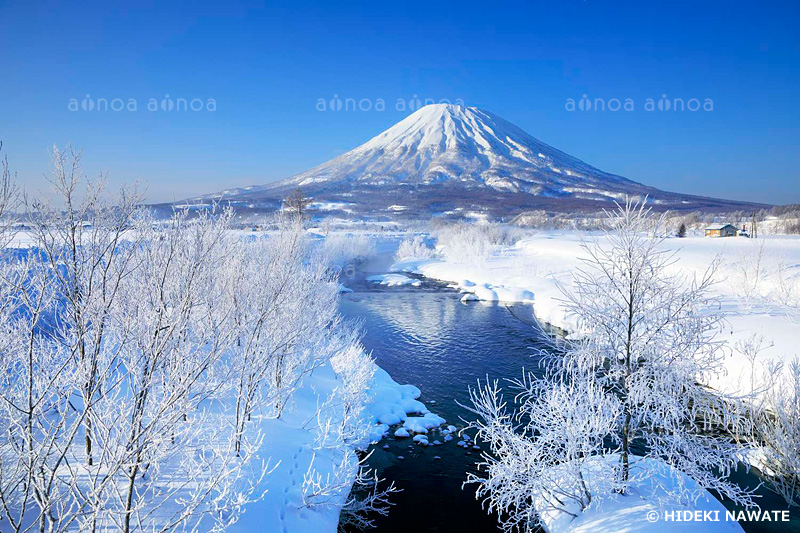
[266,104,655,199]
[177,104,766,218]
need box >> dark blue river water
[338,271,554,532]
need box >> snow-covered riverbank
[0,227,444,533]
[230,361,435,532]
[393,232,800,400]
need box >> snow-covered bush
[318,232,375,269]
[395,234,437,261]
[302,447,397,532]
[775,259,800,315]
[303,329,398,529]
[722,241,800,314]
[315,327,375,451]
[743,354,800,507]
[756,359,800,506]
[432,222,523,264]
[337,464,398,531]
[465,371,620,530]
[728,240,769,304]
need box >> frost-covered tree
[0,142,19,247]
[0,161,260,532]
[0,147,395,531]
[559,200,754,503]
[283,188,312,220]
[563,202,752,505]
[0,147,141,532]
[464,369,620,531]
[466,200,757,532]
[26,146,143,468]
[224,216,339,455]
[0,251,84,533]
[86,208,260,533]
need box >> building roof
[705,223,737,231]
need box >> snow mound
[367,368,442,439]
[367,273,422,287]
[413,434,429,446]
[538,455,744,533]
[402,412,447,434]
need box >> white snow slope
[231,362,440,532]
[277,104,650,199]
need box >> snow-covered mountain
[282,104,648,198]
[172,104,766,218]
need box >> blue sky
[1,0,798,204]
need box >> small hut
[704,223,738,238]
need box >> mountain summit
[283,104,647,198]
[183,104,764,218]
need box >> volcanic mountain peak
[281,104,641,197]
[179,104,765,218]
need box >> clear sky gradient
[1,0,799,204]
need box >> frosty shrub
[728,240,769,304]
[302,325,398,529]
[775,259,800,315]
[318,232,376,269]
[748,357,800,507]
[433,222,523,264]
[465,370,620,530]
[395,234,437,261]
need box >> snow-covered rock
[402,412,447,435]
[367,273,422,287]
